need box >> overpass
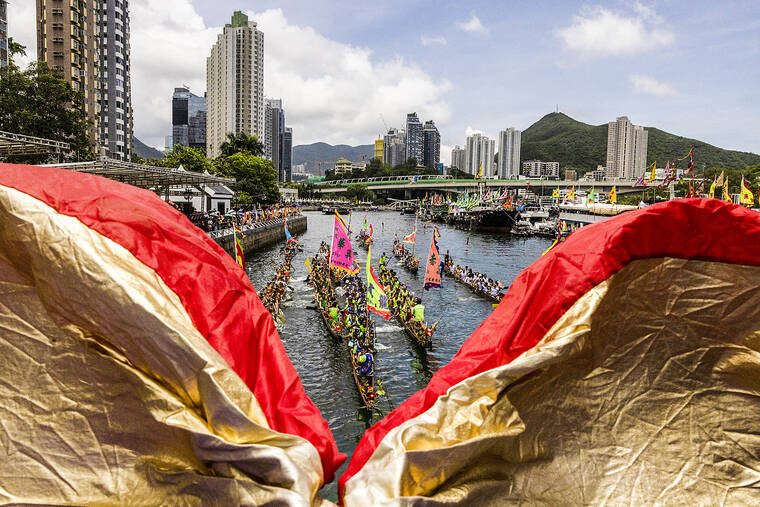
[313,174,648,196]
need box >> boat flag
[587,187,595,205]
[403,231,416,244]
[688,181,695,198]
[368,224,374,239]
[609,186,617,204]
[715,171,725,188]
[330,213,358,273]
[284,218,292,242]
[633,172,647,187]
[423,233,442,291]
[234,226,245,268]
[741,177,754,207]
[477,163,483,179]
[723,177,732,203]
[647,161,657,183]
[366,245,391,320]
[551,187,560,199]
[709,177,717,198]
[564,186,575,203]
[434,225,441,240]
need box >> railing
[315,174,454,186]
[207,216,301,240]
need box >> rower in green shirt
[412,298,425,324]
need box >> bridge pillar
[404,189,412,200]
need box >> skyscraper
[97,0,133,161]
[383,128,405,167]
[605,116,648,179]
[374,139,384,162]
[405,112,423,164]
[206,11,264,158]
[422,120,440,170]
[36,0,100,147]
[282,127,293,183]
[0,0,8,70]
[450,146,466,173]
[465,133,495,177]
[265,99,284,180]
[172,87,206,150]
[497,128,521,179]
[36,0,133,160]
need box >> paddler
[380,252,387,267]
[412,298,425,325]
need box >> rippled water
[244,211,552,499]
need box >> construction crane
[379,114,389,137]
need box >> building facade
[172,87,206,150]
[450,145,466,173]
[422,120,440,170]
[36,0,100,147]
[0,0,8,70]
[206,11,264,158]
[405,112,423,163]
[383,128,405,167]
[497,128,521,179]
[282,127,292,183]
[465,133,495,177]
[522,160,559,179]
[265,98,283,179]
[605,116,648,179]
[373,138,384,162]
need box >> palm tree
[220,131,265,157]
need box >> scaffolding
[0,130,70,159]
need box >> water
[244,211,552,499]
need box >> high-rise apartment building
[172,87,206,150]
[605,116,648,179]
[36,0,100,146]
[405,112,423,163]
[497,128,521,179]
[422,120,440,170]
[383,128,405,167]
[465,133,495,177]
[97,0,133,160]
[265,99,284,181]
[206,11,264,158]
[373,138,384,162]
[0,0,8,70]
[522,160,560,179]
[37,0,133,159]
[450,146,466,173]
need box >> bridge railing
[315,174,454,186]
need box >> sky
[7,0,760,164]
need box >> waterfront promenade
[210,215,307,255]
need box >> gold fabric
[344,258,760,505]
[0,187,327,505]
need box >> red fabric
[340,198,760,497]
[0,164,345,483]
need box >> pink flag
[424,234,441,290]
[330,214,357,273]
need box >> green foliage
[449,167,474,179]
[0,44,95,163]
[344,184,375,203]
[214,152,280,204]
[522,112,760,176]
[220,131,265,157]
[161,145,211,172]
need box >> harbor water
[244,211,552,498]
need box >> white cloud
[440,144,453,165]
[458,15,488,35]
[465,126,485,137]
[556,5,674,59]
[629,74,677,96]
[6,1,36,68]
[420,35,447,46]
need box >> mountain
[293,142,374,166]
[521,112,760,174]
[134,137,164,160]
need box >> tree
[0,41,94,162]
[219,131,265,158]
[162,145,212,173]
[214,152,280,204]
[450,167,474,179]
[344,183,375,203]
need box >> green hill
[521,112,760,175]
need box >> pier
[210,216,307,255]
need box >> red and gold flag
[423,234,441,290]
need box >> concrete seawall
[210,216,307,255]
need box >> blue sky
[8,1,759,161]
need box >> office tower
[383,128,406,167]
[165,135,173,153]
[405,112,423,163]
[0,0,8,70]
[374,138,384,162]
[465,133,495,176]
[172,87,206,150]
[282,127,292,183]
[422,120,440,170]
[265,98,284,180]
[206,11,264,158]
[606,116,648,179]
[497,128,521,179]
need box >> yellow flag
[647,161,657,183]
[741,177,754,207]
[566,186,575,200]
[477,163,483,179]
[305,257,311,273]
[551,187,559,199]
[609,186,617,204]
[723,177,731,202]
[709,177,716,199]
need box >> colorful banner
[741,177,755,207]
[234,226,245,268]
[424,234,441,290]
[330,213,357,273]
[366,245,390,320]
[284,218,292,242]
[648,161,657,183]
[403,231,416,244]
[609,186,617,204]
